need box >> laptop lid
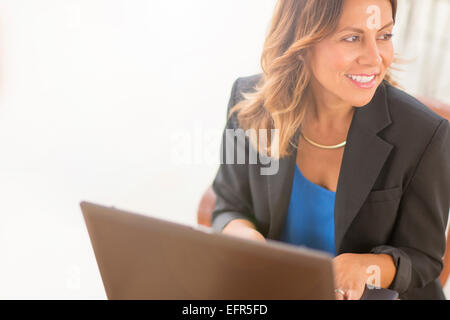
[80,201,336,300]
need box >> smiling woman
[211,0,450,301]
[228,0,399,159]
[309,1,395,106]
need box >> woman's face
[308,0,395,108]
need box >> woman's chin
[341,79,381,107]
[352,99,373,107]
[346,91,378,107]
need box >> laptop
[80,201,399,300]
[80,201,337,300]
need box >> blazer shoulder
[382,81,449,162]
[226,73,264,121]
[384,81,447,131]
[234,73,264,100]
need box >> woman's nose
[359,39,382,66]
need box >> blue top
[280,164,337,256]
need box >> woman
[211,0,450,300]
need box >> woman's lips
[345,73,378,89]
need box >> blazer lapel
[266,81,394,252]
[334,81,393,252]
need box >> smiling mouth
[344,74,378,84]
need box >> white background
[0,0,448,299]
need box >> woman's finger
[334,289,346,300]
[346,289,362,300]
[335,292,345,300]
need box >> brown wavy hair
[229,0,399,159]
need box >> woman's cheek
[383,50,394,69]
[382,45,394,67]
[331,46,359,72]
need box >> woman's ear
[301,48,313,73]
[299,47,309,63]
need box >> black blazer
[211,73,450,300]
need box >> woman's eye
[343,35,360,42]
[343,33,394,43]
[378,33,394,40]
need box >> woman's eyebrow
[337,20,394,34]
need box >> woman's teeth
[345,74,376,83]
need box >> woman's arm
[222,219,266,242]
[334,119,450,299]
[211,78,262,236]
[369,119,450,295]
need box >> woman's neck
[306,79,355,134]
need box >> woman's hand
[332,253,397,300]
[333,253,368,300]
[222,219,266,243]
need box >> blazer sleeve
[210,78,258,233]
[370,119,450,294]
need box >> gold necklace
[300,131,347,149]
